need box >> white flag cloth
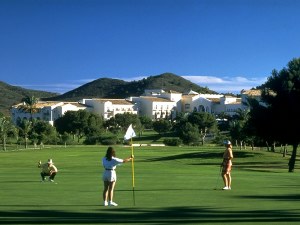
[124,124,136,140]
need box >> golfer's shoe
[104,201,108,206]
[109,201,118,206]
[49,179,54,182]
[222,186,230,190]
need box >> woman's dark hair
[105,146,116,161]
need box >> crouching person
[38,159,58,182]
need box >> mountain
[0,81,58,116]
[1,73,217,116]
[43,73,217,101]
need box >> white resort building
[10,89,259,125]
[80,98,138,120]
[11,101,87,125]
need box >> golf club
[213,164,223,190]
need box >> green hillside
[44,73,217,101]
[1,73,217,116]
[0,81,58,116]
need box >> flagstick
[130,137,136,206]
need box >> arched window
[185,104,190,110]
[198,105,205,112]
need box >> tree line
[1,58,300,172]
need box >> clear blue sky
[0,0,299,94]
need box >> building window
[198,105,205,112]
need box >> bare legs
[103,181,116,205]
[222,172,231,190]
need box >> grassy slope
[0,146,299,225]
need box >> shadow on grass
[142,151,288,172]
[146,151,259,162]
[0,206,300,224]
[235,161,287,172]
[239,193,300,201]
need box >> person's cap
[224,140,231,145]
[47,159,53,164]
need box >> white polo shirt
[102,156,123,170]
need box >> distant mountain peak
[43,73,217,102]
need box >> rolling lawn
[0,145,299,225]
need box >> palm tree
[0,116,17,151]
[18,119,32,149]
[229,108,250,149]
[18,96,40,120]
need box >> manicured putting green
[0,145,299,224]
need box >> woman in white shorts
[102,146,133,206]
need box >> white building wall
[41,106,54,125]
[220,96,238,104]
[160,92,182,114]
[153,102,164,119]
[181,95,198,113]
[10,101,86,125]
[11,102,59,124]
[241,91,264,109]
[191,97,212,113]
[212,97,243,116]
[131,96,176,120]
[82,99,106,117]
[212,103,224,115]
[152,101,176,119]
[103,101,113,120]
[141,98,154,118]
[160,92,182,102]
[110,103,137,118]
[81,99,137,120]
[200,94,224,99]
[55,103,86,120]
[224,104,242,116]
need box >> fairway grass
[0,145,300,225]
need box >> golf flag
[124,124,136,140]
[124,124,136,205]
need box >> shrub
[163,138,182,146]
[83,136,100,145]
[101,137,117,145]
[100,135,119,145]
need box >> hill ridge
[0,81,58,116]
[44,73,217,101]
[0,73,217,116]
